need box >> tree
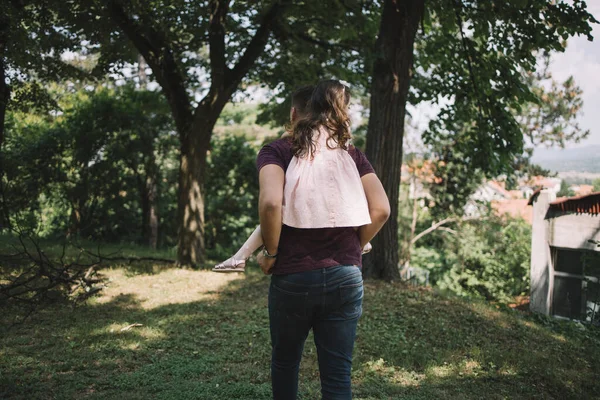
[4,86,177,244]
[99,0,289,265]
[363,0,425,280]
[557,180,574,197]
[0,2,86,147]
[411,215,532,303]
[518,55,590,148]
[364,0,597,279]
[593,178,600,193]
[0,1,87,229]
[56,0,375,265]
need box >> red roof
[492,199,533,224]
[572,184,594,196]
[549,192,600,214]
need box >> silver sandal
[212,257,246,273]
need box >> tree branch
[227,0,291,88]
[452,0,485,119]
[194,0,290,129]
[106,0,193,135]
[209,0,230,88]
[411,217,456,244]
[411,215,481,244]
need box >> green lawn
[1,261,599,399]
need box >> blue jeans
[269,265,364,400]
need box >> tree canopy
[0,0,597,275]
[363,0,597,278]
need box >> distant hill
[531,145,600,173]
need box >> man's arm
[358,173,390,247]
[259,164,285,255]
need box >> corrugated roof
[549,192,600,214]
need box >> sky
[405,2,600,153]
[545,1,600,148]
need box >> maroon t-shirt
[256,137,375,275]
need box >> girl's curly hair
[287,80,352,158]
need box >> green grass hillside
[1,263,599,399]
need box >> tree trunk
[363,0,425,281]
[405,185,419,267]
[141,175,159,249]
[0,49,10,229]
[176,110,218,267]
[68,200,82,237]
[0,56,8,149]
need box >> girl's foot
[212,257,246,273]
[362,242,372,255]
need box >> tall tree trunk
[137,53,159,248]
[147,176,158,249]
[68,200,82,237]
[405,183,419,267]
[0,49,11,229]
[176,109,219,266]
[363,0,425,281]
[141,175,159,249]
[0,56,8,149]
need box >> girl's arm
[358,173,390,247]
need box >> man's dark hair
[291,85,314,115]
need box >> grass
[1,257,600,399]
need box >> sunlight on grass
[100,323,166,340]
[95,268,242,309]
[498,365,518,376]
[356,358,425,387]
[2,268,599,399]
[428,363,454,378]
[551,333,568,342]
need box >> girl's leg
[233,225,264,260]
[362,242,372,254]
[213,225,263,272]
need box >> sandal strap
[214,257,245,270]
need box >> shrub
[204,135,261,260]
[412,215,531,303]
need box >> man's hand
[257,252,276,275]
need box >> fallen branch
[73,244,175,265]
[96,255,176,264]
[1,229,107,325]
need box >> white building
[529,190,600,323]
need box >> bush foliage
[412,215,531,303]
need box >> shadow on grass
[1,269,599,400]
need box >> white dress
[282,127,371,229]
